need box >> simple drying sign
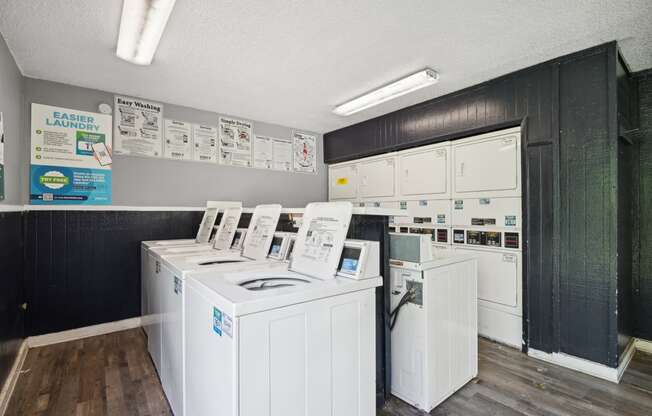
[30,103,113,205]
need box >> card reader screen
[339,247,361,274]
[269,236,283,256]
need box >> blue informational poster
[30,104,113,205]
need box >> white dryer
[184,202,382,416]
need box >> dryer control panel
[453,229,520,250]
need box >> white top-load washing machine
[184,201,383,416]
[142,207,244,344]
[147,205,282,416]
[141,205,222,250]
[147,206,245,258]
[388,232,478,412]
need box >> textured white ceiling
[1,1,650,133]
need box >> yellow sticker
[336,177,348,185]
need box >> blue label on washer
[213,307,223,336]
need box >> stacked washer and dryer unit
[328,126,523,349]
[328,141,453,258]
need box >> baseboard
[27,317,142,348]
[0,340,28,416]
[617,339,637,382]
[528,348,620,383]
[635,338,652,354]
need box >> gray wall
[0,32,22,205]
[22,78,327,207]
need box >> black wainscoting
[324,42,632,366]
[347,214,390,407]
[23,210,203,336]
[0,211,24,390]
[635,70,652,340]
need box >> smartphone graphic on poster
[92,142,112,166]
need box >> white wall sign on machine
[114,96,164,157]
[193,124,218,162]
[293,131,317,174]
[219,117,252,167]
[163,119,193,160]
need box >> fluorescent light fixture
[116,0,177,65]
[333,68,439,116]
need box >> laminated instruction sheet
[241,204,282,260]
[290,202,353,280]
[164,119,192,160]
[193,124,218,162]
[293,132,317,173]
[219,117,252,167]
[195,207,220,243]
[114,96,163,157]
[213,207,243,250]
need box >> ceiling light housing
[116,0,177,65]
[333,68,439,116]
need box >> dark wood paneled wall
[347,215,390,407]
[23,210,203,336]
[324,42,628,366]
[635,70,652,341]
[616,56,639,358]
[0,211,24,389]
[558,49,618,366]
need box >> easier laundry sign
[30,103,113,204]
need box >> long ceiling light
[116,0,177,65]
[333,68,439,116]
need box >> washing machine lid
[188,266,381,316]
[241,204,282,260]
[289,202,353,280]
[212,207,243,251]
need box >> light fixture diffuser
[116,0,177,65]
[333,68,439,116]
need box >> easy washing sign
[30,103,113,205]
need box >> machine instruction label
[400,201,407,210]
[213,307,223,336]
[223,314,233,338]
[454,200,464,210]
[479,198,491,205]
[437,214,446,224]
[505,215,517,226]
[419,200,428,206]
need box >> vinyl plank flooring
[6,332,652,416]
[5,329,171,416]
[382,338,652,416]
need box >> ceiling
[1,1,650,134]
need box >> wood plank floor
[5,329,171,416]
[381,338,652,416]
[6,330,652,415]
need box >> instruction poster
[164,119,192,160]
[30,103,112,205]
[293,132,317,174]
[193,124,218,162]
[114,96,163,157]
[219,117,252,167]
[272,137,293,171]
[253,135,273,169]
[0,112,4,200]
